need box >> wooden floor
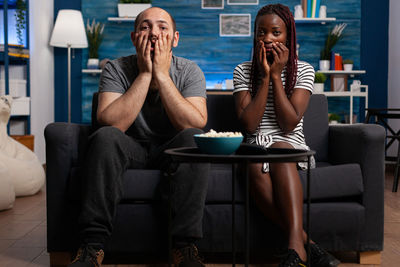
[0,169,399,267]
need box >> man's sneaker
[306,243,341,267]
[68,244,104,267]
[278,249,307,267]
[172,243,205,267]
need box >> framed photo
[202,0,224,9]
[227,0,259,5]
[220,14,251,37]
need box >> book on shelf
[302,0,307,18]
[315,0,321,18]
[335,53,343,70]
[330,51,335,70]
[303,0,321,18]
[0,44,29,59]
[311,0,317,18]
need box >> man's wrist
[153,71,171,83]
[138,72,152,80]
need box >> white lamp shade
[50,9,88,48]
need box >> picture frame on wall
[202,0,224,9]
[220,14,251,37]
[227,0,259,5]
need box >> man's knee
[89,126,125,149]
[176,128,204,146]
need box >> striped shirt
[233,60,315,150]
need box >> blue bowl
[193,134,244,155]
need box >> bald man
[69,7,209,267]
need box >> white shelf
[317,70,366,75]
[319,91,367,97]
[315,85,369,124]
[82,69,102,74]
[108,17,136,22]
[294,17,336,24]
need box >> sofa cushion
[299,163,364,201]
[206,162,363,202]
[303,94,329,162]
[198,202,365,253]
[204,94,241,132]
[69,162,363,203]
[204,94,330,162]
[68,168,162,201]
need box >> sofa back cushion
[204,93,329,162]
[204,94,241,132]
[303,94,329,162]
[92,92,329,162]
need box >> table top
[165,143,315,164]
[366,109,400,117]
[366,108,400,112]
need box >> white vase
[294,5,303,19]
[313,83,325,94]
[319,5,327,18]
[87,58,99,69]
[343,64,353,71]
[118,3,152,18]
[319,60,330,71]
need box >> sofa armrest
[328,123,385,250]
[45,122,92,186]
[44,122,92,251]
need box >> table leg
[245,161,249,267]
[306,156,311,267]
[232,163,236,267]
[392,140,400,192]
[364,111,371,123]
[350,94,354,124]
[167,164,175,267]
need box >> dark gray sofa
[44,94,385,265]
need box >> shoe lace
[278,249,305,267]
[173,248,185,265]
[173,244,204,266]
[189,244,204,264]
[71,245,104,267]
[310,243,325,257]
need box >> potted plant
[314,72,327,94]
[343,59,354,71]
[118,0,152,18]
[15,0,27,46]
[86,19,105,69]
[328,113,341,124]
[319,23,347,71]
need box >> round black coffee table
[165,143,315,267]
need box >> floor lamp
[50,10,87,123]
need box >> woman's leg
[268,141,306,261]
[249,163,310,244]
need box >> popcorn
[199,129,243,137]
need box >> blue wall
[361,0,388,110]
[53,0,389,124]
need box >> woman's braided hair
[250,4,297,97]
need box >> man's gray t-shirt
[98,54,206,143]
